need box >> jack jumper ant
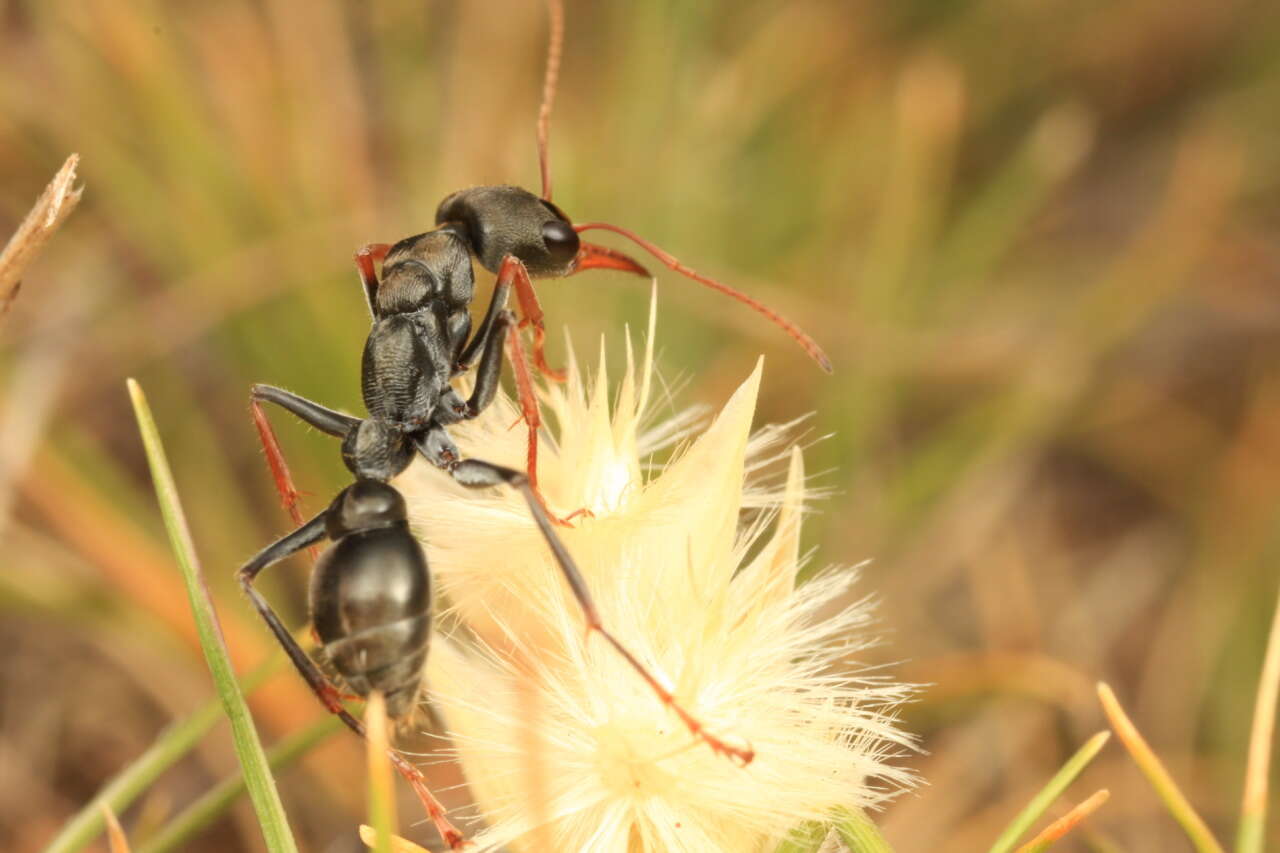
[239,1,826,848]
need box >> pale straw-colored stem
[365,693,397,853]
[1237,581,1280,853]
[99,804,132,853]
[0,154,81,317]
[1097,682,1224,853]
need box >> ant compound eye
[541,219,580,267]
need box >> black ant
[239,1,825,847]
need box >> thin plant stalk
[41,660,274,853]
[365,692,397,853]
[136,714,342,853]
[1237,581,1280,853]
[99,804,131,853]
[1097,682,1225,853]
[0,153,81,316]
[1014,789,1110,853]
[127,378,298,853]
[988,731,1110,853]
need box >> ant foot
[529,486,591,528]
[316,682,347,715]
[555,506,595,527]
[408,779,471,850]
[704,731,755,767]
[537,362,569,383]
[443,830,473,851]
[548,506,593,527]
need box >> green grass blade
[41,661,275,853]
[834,808,896,853]
[772,820,829,853]
[773,810,896,853]
[988,731,1111,853]
[127,378,298,853]
[136,714,341,853]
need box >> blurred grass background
[2,0,1279,850]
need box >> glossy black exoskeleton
[309,481,429,719]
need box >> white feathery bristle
[394,291,915,852]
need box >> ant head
[436,186,581,277]
[327,479,407,538]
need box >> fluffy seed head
[394,297,915,852]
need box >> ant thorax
[377,228,475,317]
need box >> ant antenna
[538,0,564,201]
[574,222,833,373]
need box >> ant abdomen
[310,489,432,719]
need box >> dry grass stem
[99,803,132,853]
[0,154,82,318]
[1097,683,1224,853]
[1238,581,1280,852]
[365,692,397,853]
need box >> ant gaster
[238,2,821,848]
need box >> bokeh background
[3,0,1280,850]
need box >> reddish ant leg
[249,384,361,558]
[250,399,307,530]
[504,325,552,516]
[501,320,590,527]
[355,242,392,317]
[449,459,751,765]
[506,256,567,382]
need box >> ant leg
[455,269,513,375]
[412,426,461,470]
[504,255,566,382]
[355,243,392,320]
[237,512,470,850]
[448,459,754,766]
[249,384,358,527]
[252,384,358,436]
[502,325,591,526]
[502,320,565,525]
[462,310,514,418]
